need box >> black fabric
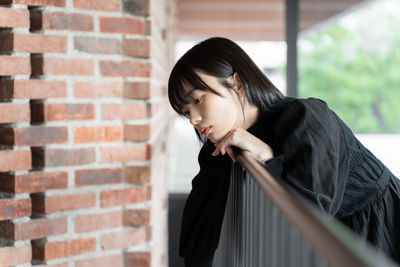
[184,250,215,267]
[179,97,400,266]
[179,141,232,262]
[259,98,349,215]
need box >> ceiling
[177,0,369,41]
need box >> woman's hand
[211,128,274,163]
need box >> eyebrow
[180,89,197,112]
[185,89,197,98]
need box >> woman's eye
[194,96,202,104]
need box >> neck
[242,101,260,130]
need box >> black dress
[179,97,400,267]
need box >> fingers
[212,143,220,156]
[212,130,236,157]
[209,127,273,163]
[212,144,225,156]
[212,140,228,156]
[212,134,238,162]
[212,143,237,162]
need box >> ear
[233,72,240,85]
[232,72,244,94]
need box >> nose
[189,109,201,126]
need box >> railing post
[216,151,398,267]
[286,0,299,97]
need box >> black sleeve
[179,140,232,266]
[184,250,215,267]
[264,98,349,216]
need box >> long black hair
[168,37,284,143]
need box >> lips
[199,126,211,136]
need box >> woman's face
[181,72,243,143]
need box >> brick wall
[0,0,176,266]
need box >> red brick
[100,60,150,77]
[0,80,67,100]
[0,33,67,53]
[74,80,123,98]
[124,251,151,267]
[32,238,96,261]
[123,209,150,227]
[0,217,67,240]
[124,124,151,141]
[101,228,146,250]
[0,126,68,146]
[32,148,95,168]
[0,245,31,266]
[0,7,29,28]
[15,80,66,99]
[74,126,122,143]
[0,172,68,194]
[100,17,145,34]
[31,11,93,31]
[123,38,150,58]
[101,102,146,120]
[31,56,94,76]
[100,145,148,163]
[74,0,120,12]
[75,168,121,186]
[74,211,122,233]
[74,36,122,54]
[100,186,147,207]
[31,192,96,213]
[76,254,123,267]
[123,0,150,16]
[0,199,31,220]
[0,56,30,76]
[0,150,31,172]
[0,0,66,6]
[31,103,95,122]
[0,103,30,123]
[123,81,150,99]
[124,166,151,184]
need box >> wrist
[257,149,273,163]
[251,138,274,163]
[260,154,273,163]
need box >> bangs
[168,68,216,115]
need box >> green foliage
[298,18,400,133]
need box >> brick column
[0,0,176,266]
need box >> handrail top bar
[237,151,372,267]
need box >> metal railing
[213,151,398,267]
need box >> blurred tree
[298,15,400,133]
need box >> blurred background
[168,0,400,265]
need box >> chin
[209,134,222,144]
[207,134,217,143]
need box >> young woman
[168,37,400,267]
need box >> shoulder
[285,97,330,114]
[278,97,333,123]
[274,97,340,142]
[265,97,330,124]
